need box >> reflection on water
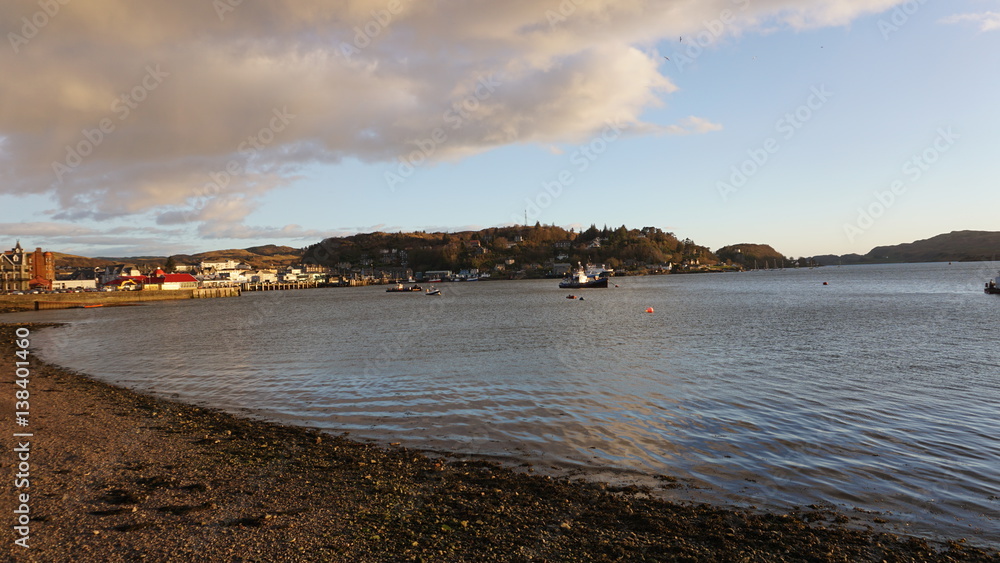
[20,261,1000,546]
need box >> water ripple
[20,262,1000,547]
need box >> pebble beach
[3,323,999,562]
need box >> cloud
[658,116,725,136]
[940,11,1000,32]
[196,222,340,241]
[0,0,915,234]
[0,222,101,238]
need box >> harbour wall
[0,287,241,311]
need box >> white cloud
[0,0,915,235]
[658,116,725,136]
[0,222,100,238]
[940,11,1000,32]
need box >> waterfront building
[1,241,55,291]
[105,269,200,291]
[100,264,142,285]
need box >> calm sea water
[15,262,1000,545]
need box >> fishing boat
[558,263,609,289]
[986,273,1000,294]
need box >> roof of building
[148,273,199,284]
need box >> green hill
[715,244,787,267]
[304,225,719,275]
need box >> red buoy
[645,307,654,313]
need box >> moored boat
[558,263,610,289]
[386,283,422,292]
[986,273,1000,294]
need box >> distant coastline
[807,230,1000,266]
[9,229,1000,290]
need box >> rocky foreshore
[2,323,998,562]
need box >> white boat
[558,263,609,289]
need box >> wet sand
[2,323,998,562]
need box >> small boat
[986,273,1000,294]
[425,289,441,296]
[386,283,422,293]
[558,263,609,289]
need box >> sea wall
[0,287,240,311]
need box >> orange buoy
[822,282,828,285]
[645,307,654,313]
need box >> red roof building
[104,271,199,291]
[146,273,199,290]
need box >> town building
[52,279,98,290]
[104,270,199,290]
[200,259,241,271]
[100,265,142,285]
[1,242,55,292]
[247,269,278,284]
[147,271,199,290]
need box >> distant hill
[867,231,1000,262]
[715,244,787,267]
[811,231,1000,265]
[303,225,719,275]
[173,246,304,268]
[51,252,116,269]
[73,246,306,270]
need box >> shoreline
[2,322,999,561]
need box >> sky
[1,0,998,259]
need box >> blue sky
[1,1,997,258]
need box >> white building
[52,279,98,290]
[200,259,241,271]
[249,270,278,283]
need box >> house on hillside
[552,263,572,276]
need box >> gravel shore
[2,323,998,562]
